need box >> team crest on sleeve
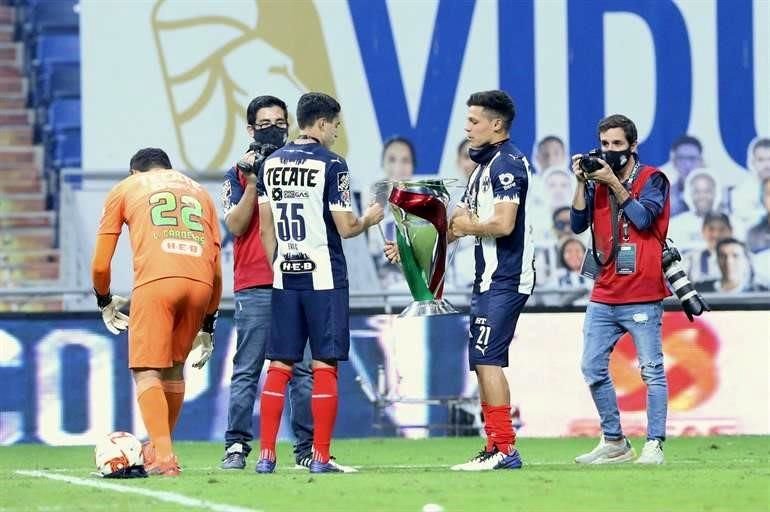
[498,173,516,190]
[337,172,350,192]
[481,175,491,192]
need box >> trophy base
[398,299,459,318]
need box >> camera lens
[663,259,709,320]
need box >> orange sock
[162,380,185,432]
[136,377,173,461]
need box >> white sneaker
[635,439,664,464]
[574,437,635,464]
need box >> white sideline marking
[14,470,261,512]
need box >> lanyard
[617,160,641,241]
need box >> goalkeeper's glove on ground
[192,310,218,369]
[95,289,129,335]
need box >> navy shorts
[267,288,350,362]
[468,288,529,369]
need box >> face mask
[602,148,632,173]
[253,124,288,154]
[468,139,509,165]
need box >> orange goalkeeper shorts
[128,277,212,369]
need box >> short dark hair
[671,134,703,153]
[129,148,172,172]
[702,211,732,230]
[381,136,417,168]
[466,90,516,131]
[752,137,770,153]
[538,135,565,150]
[716,237,747,257]
[296,92,341,129]
[246,95,288,125]
[597,114,637,145]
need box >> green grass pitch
[1,436,768,512]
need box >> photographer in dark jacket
[570,114,671,465]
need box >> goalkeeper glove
[95,289,129,335]
[191,310,218,369]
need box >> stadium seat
[27,33,79,77]
[45,98,80,132]
[52,130,80,168]
[37,62,79,103]
[41,98,80,149]
[24,0,79,37]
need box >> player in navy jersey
[385,90,535,471]
[255,92,384,474]
[219,95,317,472]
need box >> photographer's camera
[236,142,277,175]
[578,149,604,176]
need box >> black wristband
[202,310,218,334]
[94,289,112,309]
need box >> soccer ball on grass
[94,431,146,478]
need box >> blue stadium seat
[23,0,79,37]
[37,62,80,104]
[46,98,81,132]
[52,130,81,168]
[33,34,79,67]
[40,98,80,150]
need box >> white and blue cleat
[450,448,523,471]
[308,458,358,473]
[255,458,276,474]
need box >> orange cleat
[145,454,181,477]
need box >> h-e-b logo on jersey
[280,251,316,273]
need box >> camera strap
[588,193,620,267]
[588,159,643,267]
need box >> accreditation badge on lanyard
[615,162,641,275]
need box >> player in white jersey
[386,90,535,471]
[255,92,383,474]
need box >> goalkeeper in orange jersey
[91,148,222,477]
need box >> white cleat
[327,458,358,473]
[295,455,357,472]
[451,448,522,471]
[635,439,664,464]
[575,437,635,464]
